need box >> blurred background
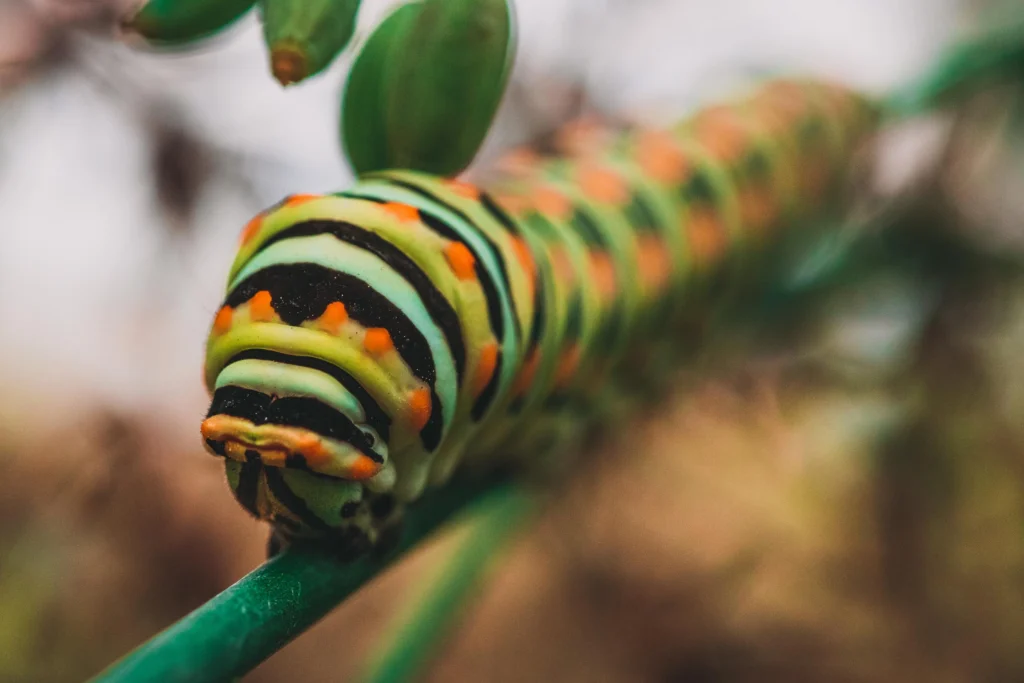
[4,0,1024,680]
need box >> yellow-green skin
[202,78,879,555]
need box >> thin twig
[87,476,512,683]
[358,485,536,683]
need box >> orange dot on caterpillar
[693,106,749,161]
[515,237,537,302]
[239,215,263,246]
[319,301,348,333]
[493,192,531,216]
[553,344,582,388]
[533,186,574,221]
[496,147,543,178]
[636,129,688,184]
[381,202,420,223]
[636,235,672,295]
[555,117,610,157]
[445,179,481,199]
[473,342,499,396]
[407,388,432,431]
[445,242,477,280]
[511,237,534,275]
[363,328,394,356]
[511,348,541,396]
[687,210,728,266]
[213,306,234,335]
[589,252,618,301]
[578,164,630,205]
[739,187,778,234]
[348,454,383,481]
[249,291,275,322]
[283,193,321,208]
[550,247,575,285]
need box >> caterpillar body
[201,78,879,556]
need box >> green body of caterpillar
[201,79,879,556]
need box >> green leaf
[386,0,516,176]
[122,0,257,45]
[341,2,424,175]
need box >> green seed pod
[261,0,363,86]
[122,0,257,45]
[386,0,516,176]
[341,2,423,176]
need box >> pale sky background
[0,0,963,444]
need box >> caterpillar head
[201,343,392,483]
[200,341,402,550]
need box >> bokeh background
[4,0,1024,680]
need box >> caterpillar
[201,78,879,557]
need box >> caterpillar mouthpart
[201,413,384,481]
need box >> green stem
[88,476,510,683]
[885,9,1024,117]
[359,486,536,683]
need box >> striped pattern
[201,78,879,552]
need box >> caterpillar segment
[201,78,880,555]
[748,80,879,210]
[336,172,537,485]
[466,190,608,468]
[520,162,680,421]
[568,154,690,402]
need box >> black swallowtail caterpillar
[201,78,879,556]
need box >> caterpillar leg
[263,498,404,562]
